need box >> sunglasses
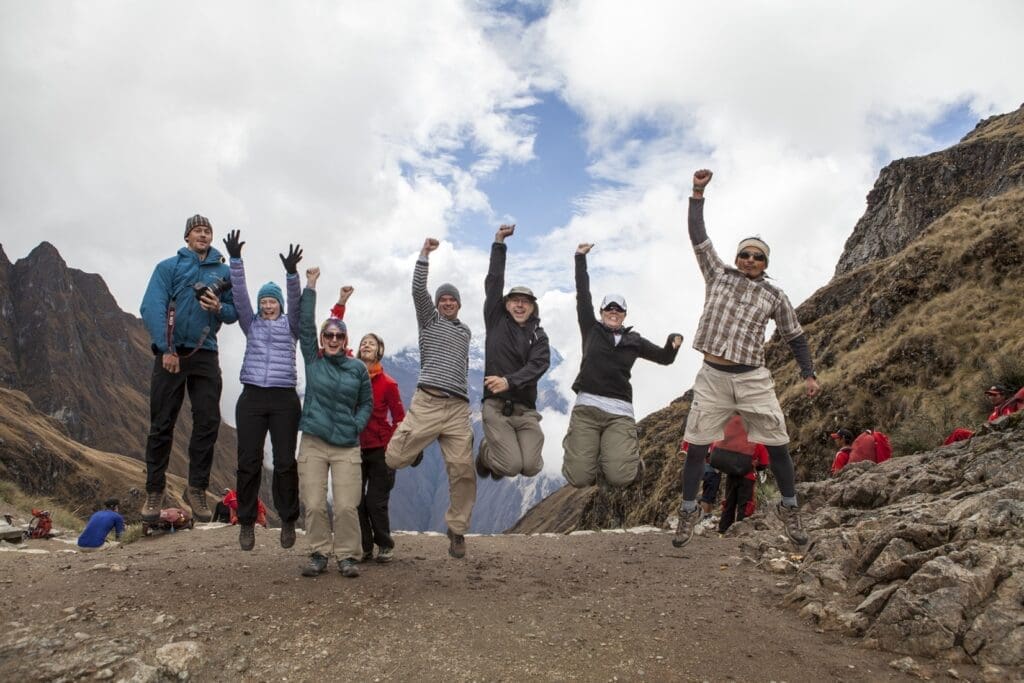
[737,251,767,262]
[322,332,347,341]
[602,305,625,313]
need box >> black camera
[502,400,515,417]
[193,277,232,300]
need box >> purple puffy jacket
[230,259,300,388]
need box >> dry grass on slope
[768,188,1024,480]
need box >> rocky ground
[0,519,979,683]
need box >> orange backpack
[27,509,53,539]
[848,431,892,465]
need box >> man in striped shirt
[673,169,820,550]
[385,238,475,559]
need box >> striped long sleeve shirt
[413,257,471,400]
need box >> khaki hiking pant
[561,405,639,488]
[385,389,476,534]
[480,398,544,478]
[297,434,362,561]
[683,364,790,446]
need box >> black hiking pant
[235,384,302,525]
[358,447,395,552]
[719,475,755,533]
[145,350,222,493]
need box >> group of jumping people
[137,168,816,577]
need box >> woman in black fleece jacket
[561,243,683,489]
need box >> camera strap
[165,300,210,359]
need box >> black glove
[280,244,303,274]
[223,230,244,259]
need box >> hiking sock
[766,444,798,503]
[681,443,710,500]
[681,499,698,513]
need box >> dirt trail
[1,525,938,682]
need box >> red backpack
[27,509,53,539]
[848,431,892,465]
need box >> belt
[418,385,468,402]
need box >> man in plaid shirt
[673,169,820,549]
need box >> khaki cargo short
[682,364,790,446]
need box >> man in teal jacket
[139,214,237,524]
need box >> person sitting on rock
[563,242,683,491]
[77,498,125,549]
[829,428,855,475]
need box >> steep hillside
[516,103,1024,533]
[0,242,237,495]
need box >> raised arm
[298,268,320,364]
[413,238,440,329]
[688,169,712,245]
[223,229,253,334]
[484,224,515,324]
[638,333,684,366]
[330,286,353,320]
[574,243,597,339]
[278,243,303,340]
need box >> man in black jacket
[477,224,552,480]
[562,243,683,488]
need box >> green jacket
[298,289,372,446]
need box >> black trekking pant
[145,350,222,493]
[358,447,395,552]
[235,385,301,525]
[719,475,755,533]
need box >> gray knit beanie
[434,283,461,307]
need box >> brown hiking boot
[447,529,466,559]
[671,507,701,548]
[239,524,255,551]
[141,490,164,523]
[183,486,212,523]
[775,502,809,546]
[280,520,296,549]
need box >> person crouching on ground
[477,224,552,481]
[224,230,303,552]
[673,169,819,549]
[77,498,125,549]
[296,267,372,578]
[562,242,683,489]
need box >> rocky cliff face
[0,243,238,509]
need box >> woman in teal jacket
[297,266,373,579]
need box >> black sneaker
[338,558,360,578]
[775,502,809,546]
[141,490,163,524]
[446,529,466,559]
[239,524,255,551]
[360,550,374,563]
[672,507,701,548]
[183,487,213,523]
[280,520,296,549]
[301,552,328,577]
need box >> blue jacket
[77,510,125,548]
[230,258,300,387]
[141,246,238,353]
[298,288,372,446]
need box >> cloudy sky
[2,1,1022,473]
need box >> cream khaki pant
[385,389,476,534]
[683,364,790,446]
[480,398,544,478]
[297,433,362,560]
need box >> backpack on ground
[26,509,53,539]
[849,430,892,465]
[143,507,194,535]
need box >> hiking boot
[280,520,296,549]
[338,558,360,578]
[141,490,164,523]
[376,546,394,564]
[239,524,255,551]
[776,502,809,546]
[360,550,374,563]
[301,552,328,577]
[447,529,466,559]
[672,507,701,548]
[183,486,212,523]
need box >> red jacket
[710,415,769,481]
[831,446,852,475]
[361,368,405,449]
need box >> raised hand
[693,169,713,192]
[422,238,440,256]
[280,244,303,274]
[306,267,320,289]
[670,334,683,350]
[338,286,354,305]
[223,229,245,259]
[495,224,516,243]
[576,243,594,255]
